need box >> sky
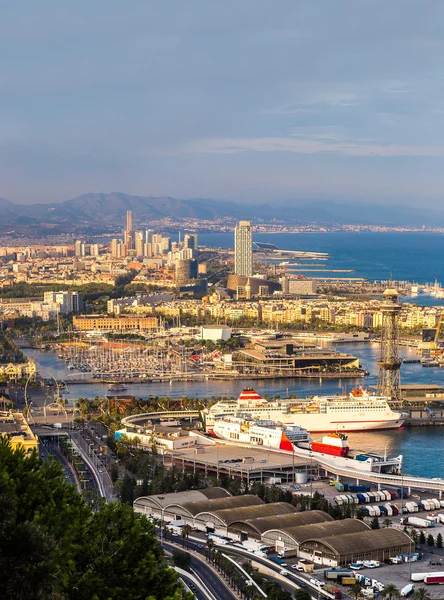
[2,0,444,207]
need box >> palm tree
[206,537,215,561]
[182,524,192,548]
[381,583,400,599]
[350,583,363,600]
[382,517,393,528]
[412,589,432,600]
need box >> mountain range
[0,192,442,232]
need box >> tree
[182,524,192,548]
[382,517,393,528]
[412,588,432,600]
[172,550,191,570]
[294,589,311,600]
[427,533,435,546]
[350,583,363,600]
[370,516,380,529]
[419,530,426,545]
[0,437,192,600]
[437,532,443,548]
[381,583,400,599]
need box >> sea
[27,231,444,478]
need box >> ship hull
[311,442,348,456]
[205,416,405,434]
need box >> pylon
[377,285,402,401]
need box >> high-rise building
[75,240,85,257]
[175,259,198,286]
[90,243,99,257]
[126,210,133,234]
[234,221,253,277]
[135,232,144,256]
[124,210,134,250]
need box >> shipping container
[384,504,393,516]
[405,516,432,528]
[324,569,353,580]
[391,505,399,516]
[340,577,357,586]
[378,505,387,515]
[424,575,444,584]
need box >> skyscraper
[124,210,134,250]
[126,210,133,233]
[234,221,253,277]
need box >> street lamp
[158,496,165,544]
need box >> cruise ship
[202,387,406,434]
[212,416,310,451]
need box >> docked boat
[311,433,349,457]
[108,383,127,392]
[212,416,310,451]
[202,387,406,433]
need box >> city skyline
[2,2,444,208]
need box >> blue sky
[2,0,444,207]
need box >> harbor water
[24,343,444,478]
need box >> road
[162,540,238,600]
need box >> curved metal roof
[263,518,369,545]
[230,510,333,535]
[134,487,230,512]
[178,494,263,517]
[301,528,412,557]
[202,502,296,526]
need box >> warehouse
[262,518,369,556]
[133,487,231,520]
[228,510,333,540]
[299,528,413,567]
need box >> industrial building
[134,488,413,567]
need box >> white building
[43,291,84,313]
[288,279,318,295]
[200,325,232,341]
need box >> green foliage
[294,590,311,600]
[419,530,426,544]
[427,533,435,546]
[172,550,191,570]
[0,437,191,600]
[370,516,380,529]
[437,532,443,548]
[381,583,400,599]
[412,588,432,600]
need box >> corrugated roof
[134,487,230,511]
[180,494,263,517]
[233,510,333,535]
[200,487,232,500]
[267,518,369,544]
[207,502,295,525]
[303,528,412,557]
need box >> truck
[428,498,441,509]
[424,574,444,585]
[324,569,353,580]
[411,571,444,582]
[242,540,267,552]
[270,557,285,566]
[340,577,357,586]
[404,516,433,528]
[400,584,414,597]
[53,422,63,429]
[384,504,393,516]
[324,583,342,598]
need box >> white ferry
[212,416,310,451]
[202,387,406,434]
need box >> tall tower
[377,285,402,402]
[126,210,133,233]
[234,221,253,277]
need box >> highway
[159,532,343,600]
[162,541,237,600]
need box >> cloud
[182,134,444,158]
